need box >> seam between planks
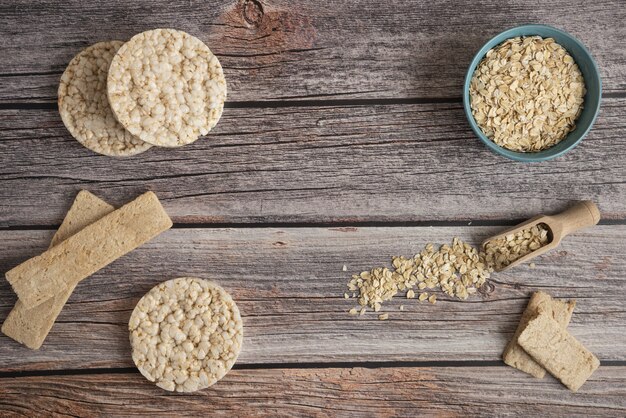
[0,98,460,111]
[1,219,626,231]
[1,361,625,379]
[1,91,626,111]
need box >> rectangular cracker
[6,191,172,309]
[2,191,115,349]
[502,291,575,378]
[50,191,116,248]
[518,312,600,392]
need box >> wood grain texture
[1,1,624,413]
[1,98,626,226]
[1,226,624,372]
[1,367,624,416]
[0,0,625,103]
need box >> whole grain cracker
[518,312,599,392]
[108,29,227,147]
[502,291,575,378]
[1,191,115,349]
[6,191,172,308]
[129,277,243,392]
[58,41,152,156]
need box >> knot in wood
[478,281,495,296]
[243,0,264,27]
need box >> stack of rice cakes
[58,29,226,157]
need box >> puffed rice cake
[58,41,152,156]
[129,277,243,392]
[107,29,227,147]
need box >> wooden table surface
[1,0,625,416]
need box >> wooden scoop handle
[552,200,601,238]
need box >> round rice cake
[129,277,243,392]
[58,41,152,157]
[107,29,227,147]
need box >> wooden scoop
[482,201,601,272]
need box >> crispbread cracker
[107,29,226,147]
[58,41,152,157]
[518,312,600,391]
[6,191,172,308]
[50,190,116,247]
[502,291,575,378]
[2,191,115,349]
[129,277,243,392]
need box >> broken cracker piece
[6,191,172,308]
[518,312,599,392]
[502,291,575,378]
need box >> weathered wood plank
[1,226,624,372]
[1,98,625,226]
[0,0,625,102]
[1,366,624,416]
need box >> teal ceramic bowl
[463,25,602,162]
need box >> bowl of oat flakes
[463,25,601,162]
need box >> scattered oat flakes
[399,305,404,311]
[349,308,358,315]
[378,313,389,321]
[345,237,493,315]
[530,262,536,269]
[344,293,349,299]
[428,294,437,304]
[342,264,348,271]
[469,36,585,152]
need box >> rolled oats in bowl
[108,29,227,147]
[129,277,243,392]
[469,36,585,153]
